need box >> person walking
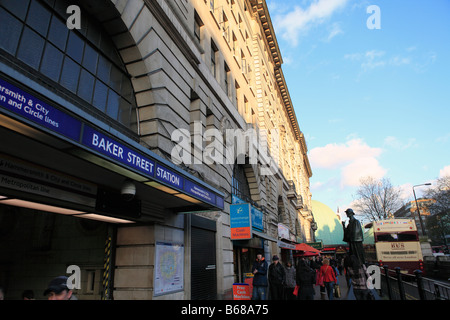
[319,258,337,300]
[344,255,372,300]
[296,259,316,300]
[284,261,296,300]
[252,253,269,300]
[268,255,285,300]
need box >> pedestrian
[268,255,285,300]
[344,255,371,300]
[252,253,268,300]
[44,276,78,300]
[316,255,323,266]
[296,259,316,300]
[0,287,4,300]
[284,261,296,300]
[308,256,319,270]
[319,258,337,300]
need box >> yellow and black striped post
[102,236,112,300]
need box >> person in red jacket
[319,258,337,300]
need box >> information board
[154,242,184,296]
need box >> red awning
[295,243,321,253]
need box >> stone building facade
[0,0,312,300]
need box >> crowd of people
[0,276,77,300]
[251,253,372,300]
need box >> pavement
[313,274,381,300]
[313,275,349,300]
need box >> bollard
[395,267,406,300]
[414,270,426,300]
[383,265,392,300]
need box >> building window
[194,10,203,43]
[232,164,251,203]
[0,0,137,132]
[224,62,230,97]
[211,40,218,78]
[235,81,240,110]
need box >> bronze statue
[342,208,365,265]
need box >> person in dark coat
[296,258,316,300]
[252,253,268,300]
[268,255,286,300]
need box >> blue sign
[82,126,155,177]
[230,203,251,228]
[232,195,264,231]
[0,76,224,210]
[215,195,224,209]
[184,179,216,207]
[0,77,81,141]
[155,163,183,190]
[251,207,264,231]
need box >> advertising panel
[230,203,252,240]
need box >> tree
[353,176,403,221]
[424,175,450,245]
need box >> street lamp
[413,183,431,236]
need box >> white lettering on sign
[127,152,154,173]
[92,133,124,159]
[156,166,181,187]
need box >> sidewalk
[314,275,350,300]
[313,274,382,300]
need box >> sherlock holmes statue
[342,208,365,265]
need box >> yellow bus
[364,219,424,275]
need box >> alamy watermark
[367,5,381,30]
[170,121,280,176]
[366,265,381,290]
[66,5,81,30]
[66,265,81,290]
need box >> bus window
[376,232,418,242]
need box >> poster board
[154,242,184,296]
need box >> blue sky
[268,0,450,215]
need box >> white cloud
[309,138,386,187]
[326,22,344,41]
[344,53,362,61]
[340,157,386,187]
[384,136,418,150]
[273,0,349,46]
[389,55,412,66]
[439,165,450,178]
[398,183,414,202]
[309,138,382,169]
[345,48,436,75]
[436,133,450,143]
[361,50,386,71]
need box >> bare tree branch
[353,176,403,221]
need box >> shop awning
[252,230,278,243]
[295,243,321,254]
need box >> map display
[154,242,184,296]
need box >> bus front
[374,219,424,275]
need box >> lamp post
[413,183,431,236]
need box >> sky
[267,0,450,217]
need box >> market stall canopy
[294,243,321,256]
[295,251,319,257]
